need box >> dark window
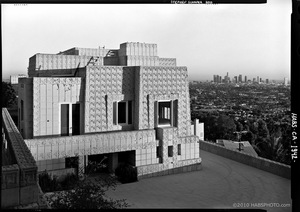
[177,144,181,155]
[72,104,80,135]
[114,101,133,125]
[118,101,127,124]
[168,146,173,157]
[61,104,69,136]
[158,101,171,126]
[156,146,161,158]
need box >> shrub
[86,160,107,174]
[38,171,62,192]
[115,164,138,184]
[60,173,79,190]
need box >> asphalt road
[106,150,291,211]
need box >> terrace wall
[2,108,39,208]
[199,140,291,179]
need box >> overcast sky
[2,2,291,81]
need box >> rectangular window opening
[118,102,127,124]
[61,104,69,136]
[156,146,161,158]
[168,146,173,157]
[158,101,171,126]
[177,144,181,155]
[72,104,80,135]
[114,101,133,125]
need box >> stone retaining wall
[200,140,291,179]
[138,163,202,180]
[2,108,39,208]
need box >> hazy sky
[2,2,291,81]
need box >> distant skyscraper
[260,78,262,83]
[238,74,242,83]
[224,72,229,83]
[244,76,247,83]
[234,76,238,83]
[219,76,222,83]
[257,76,259,82]
[213,75,218,83]
[266,79,269,84]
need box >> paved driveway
[106,150,291,211]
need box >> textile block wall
[159,58,177,66]
[119,56,160,66]
[84,66,135,133]
[75,47,111,57]
[135,66,191,136]
[28,54,103,76]
[25,129,156,161]
[119,42,158,57]
[32,77,83,138]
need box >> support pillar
[78,155,85,180]
[108,153,118,173]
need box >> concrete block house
[19,42,202,179]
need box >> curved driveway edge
[106,150,291,211]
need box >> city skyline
[2,2,291,81]
[211,72,289,83]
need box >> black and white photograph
[1,0,296,211]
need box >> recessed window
[168,146,173,157]
[177,144,181,155]
[156,100,177,127]
[118,102,127,124]
[158,101,171,126]
[113,101,133,125]
[157,146,163,158]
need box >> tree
[215,114,236,140]
[249,120,258,135]
[2,82,17,108]
[235,120,243,132]
[257,119,269,139]
[241,131,255,144]
[254,135,291,165]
